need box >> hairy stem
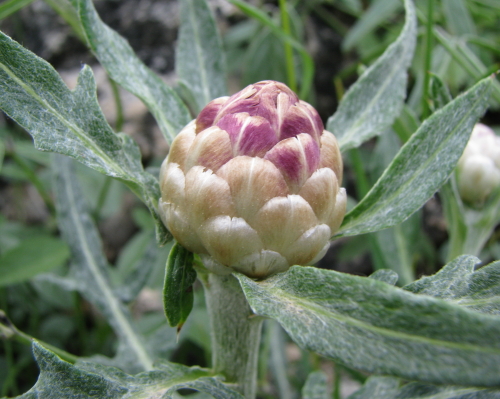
[201,273,263,399]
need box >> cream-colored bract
[457,123,500,205]
[159,81,346,278]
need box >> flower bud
[456,123,500,205]
[159,81,346,278]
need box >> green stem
[109,77,124,132]
[0,309,79,364]
[421,0,434,120]
[201,273,263,399]
[279,0,297,93]
[333,363,341,399]
[0,291,18,397]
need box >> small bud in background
[456,123,500,205]
[159,81,346,278]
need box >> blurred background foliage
[0,0,499,397]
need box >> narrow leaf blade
[236,266,500,386]
[52,154,153,372]
[176,0,227,113]
[163,243,197,328]
[327,0,416,151]
[349,376,500,399]
[73,0,191,142]
[338,76,493,237]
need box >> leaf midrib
[62,166,153,371]
[340,80,488,234]
[260,287,500,355]
[338,0,414,150]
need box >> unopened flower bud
[159,81,346,278]
[456,123,500,205]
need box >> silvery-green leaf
[338,76,493,238]
[71,0,191,143]
[347,376,400,399]
[302,371,330,399]
[369,269,399,285]
[235,266,500,386]
[395,383,500,399]
[348,376,500,399]
[327,0,416,151]
[52,155,153,373]
[163,243,197,329]
[16,342,243,399]
[0,32,170,244]
[176,0,227,113]
[405,255,500,316]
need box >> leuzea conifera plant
[2,0,500,397]
[159,80,346,278]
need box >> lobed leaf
[52,154,153,372]
[16,342,244,399]
[163,243,197,329]
[327,0,416,152]
[0,31,170,244]
[176,0,227,113]
[338,75,492,237]
[236,266,500,387]
[405,255,500,316]
[71,0,191,143]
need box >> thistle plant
[1,0,500,398]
